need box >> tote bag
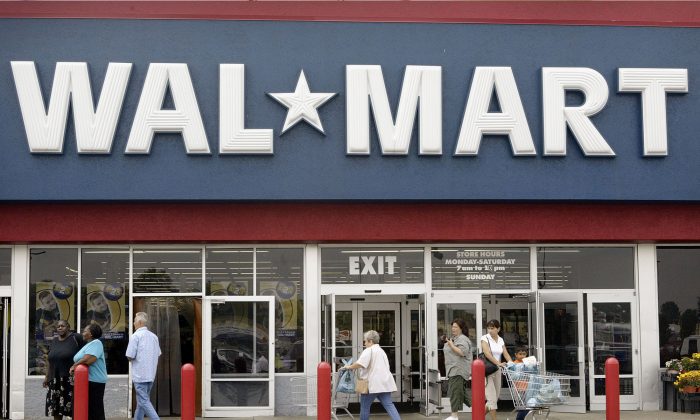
[355,347,375,394]
[478,353,499,376]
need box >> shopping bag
[337,368,356,393]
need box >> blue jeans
[516,409,529,420]
[134,381,160,420]
[359,392,400,420]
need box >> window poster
[34,280,75,375]
[84,283,126,340]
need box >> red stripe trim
[1,1,700,27]
[1,202,699,243]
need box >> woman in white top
[480,319,513,420]
[342,330,400,420]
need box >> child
[513,346,529,420]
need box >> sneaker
[444,416,457,420]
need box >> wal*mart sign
[3,20,700,201]
[10,62,687,157]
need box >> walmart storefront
[1,1,700,418]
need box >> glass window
[81,249,129,374]
[537,247,634,289]
[657,247,700,367]
[28,248,78,376]
[205,249,254,296]
[432,247,530,290]
[321,247,424,284]
[133,249,202,293]
[256,248,304,373]
[0,248,10,286]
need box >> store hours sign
[432,248,531,289]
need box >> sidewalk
[253,413,695,419]
[106,412,697,420]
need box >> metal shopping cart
[502,364,571,420]
[290,373,354,420]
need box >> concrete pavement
[104,411,696,420]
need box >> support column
[10,245,28,419]
[637,244,660,410]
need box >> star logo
[268,70,337,135]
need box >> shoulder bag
[479,336,500,376]
[478,353,499,376]
[355,347,375,394]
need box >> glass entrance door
[429,293,481,414]
[538,292,586,413]
[587,292,639,410]
[335,302,401,400]
[204,296,275,417]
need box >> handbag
[355,377,369,394]
[355,347,375,394]
[478,353,499,376]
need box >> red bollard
[606,357,620,420]
[317,362,332,420]
[181,363,196,420]
[471,358,486,420]
[73,364,89,420]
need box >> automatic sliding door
[430,293,481,414]
[587,292,639,410]
[538,292,586,413]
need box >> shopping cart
[503,364,571,420]
[290,373,354,420]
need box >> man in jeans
[126,312,161,420]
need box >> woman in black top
[43,320,84,420]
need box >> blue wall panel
[0,19,698,200]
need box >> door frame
[335,300,402,401]
[586,291,640,411]
[202,295,275,417]
[537,291,587,413]
[427,291,482,415]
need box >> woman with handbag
[340,330,400,420]
[443,318,472,420]
[480,319,513,420]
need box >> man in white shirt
[126,312,162,420]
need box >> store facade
[1,1,700,418]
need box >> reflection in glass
[133,249,202,293]
[537,247,634,289]
[500,308,529,356]
[543,302,580,397]
[28,248,78,376]
[256,249,304,373]
[205,249,253,296]
[211,381,269,406]
[595,377,633,396]
[81,249,129,374]
[592,303,632,375]
[335,310,352,362]
[363,310,398,373]
[211,301,269,377]
[0,248,10,286]
[657,247,700,367]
